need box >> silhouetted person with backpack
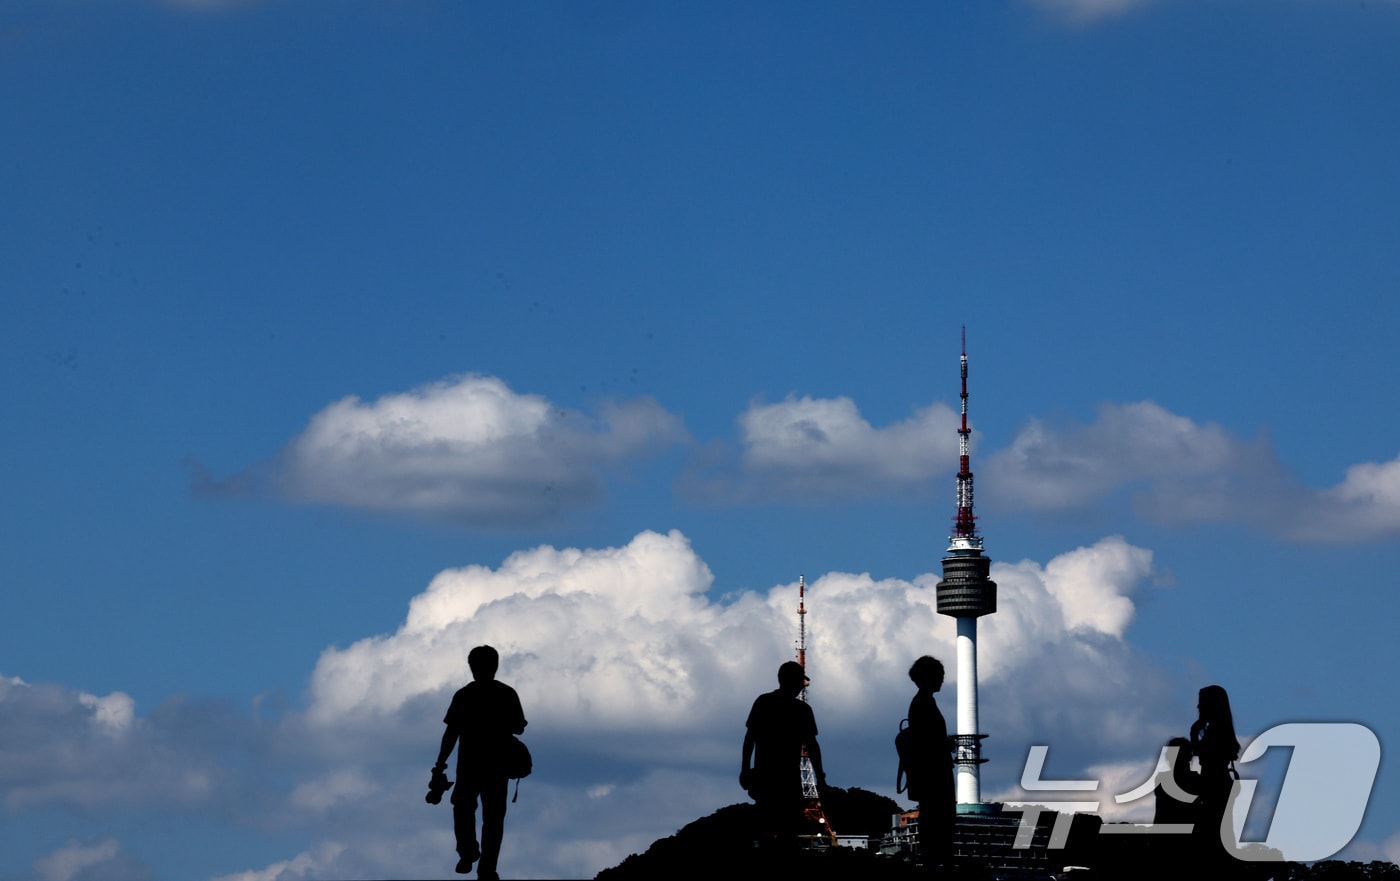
[1152,736,1201,827]
[741,660,825,853]
[432,645,527,879]
[904,655,954,872]
[1140,736,1203,881]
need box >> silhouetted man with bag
[740,660,825,852]
[433,645,527,879]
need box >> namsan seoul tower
[935,326,997,808]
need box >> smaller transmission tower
[796,575,836,844]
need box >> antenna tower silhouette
[796,575,835,843]
[935,327,998,807]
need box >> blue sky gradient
[4,1,1400,878]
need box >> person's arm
[740,728,755,788]
[435,724,458,771]
[511,691,527,736]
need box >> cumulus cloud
[0,677,261,814]
[985,402,1261,512]
[260,529,1172,877]
[683,395,960,504]
[78,690,136,735]
[687,394,1400,542]
[3,532,1180,879]
[216,771,741,881]
[305,526,1171,783]
[198,374,687,527]
[34,839,121,881]
[207,843,349,881]
[1315,453,1400,541]
[288,769,376,814]
[983,401,1400,543]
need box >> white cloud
[0,677,254,814]
[1042,536,1150,635]
[985,401,1247,512]
[34,839,120,881]
[305,529,1166,742]
[289,769,376,813]
[207,842,347,881]
[684,395,960,503]
[305,529,755,739]
[1315,453,1400,541]
[1386,827,1400,864]
[78,690,135,735]
[215,771,736,881]
[211,374,686,527]
[302,526,1173,802]
[983,400,1400,543]
[33,838,151,881]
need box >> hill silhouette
[595,786,913,880]
[594,789,1400,881]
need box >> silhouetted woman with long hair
[1190,684,1240,867]
[907,656,954,873]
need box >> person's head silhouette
[468,645,499,682]
[1197,684,1232,725]
[777,660,808,696]
[909,655,944,692]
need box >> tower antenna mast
[955,325,977,539]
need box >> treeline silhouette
[1275,864,1400,880]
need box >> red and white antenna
[796,574,807,700]
[954,324,978,541]
[794,573,834,842]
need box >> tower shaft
[954,617,983,804]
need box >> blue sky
[4,0,1400,878]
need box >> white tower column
[955,616,981,804]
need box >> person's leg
[477,775,509,879]
[918,798,952,872]
[451,779,482,872]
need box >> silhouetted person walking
[1190,684,1240,869]
[741,660,825,853]
[905,656,954,872]
[433,645,527,879]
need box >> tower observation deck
[935,327,997,807]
